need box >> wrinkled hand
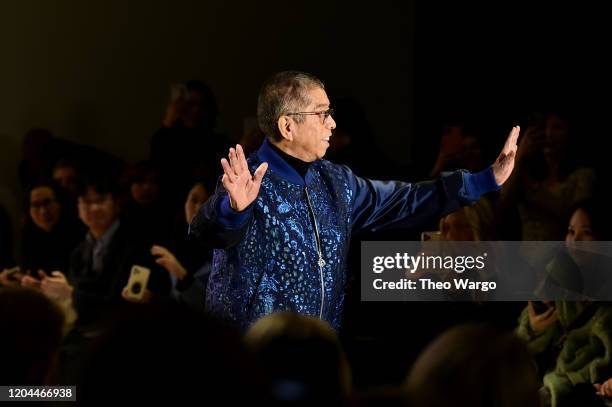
[528,300,558,334]
[122,287,153,304]
[151,245,187,280]
[594,378,612,397]
[40,271,73,301]
[221,144,268,212]
[492,126,520,185]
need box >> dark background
[414,1,607,173]
[1,1,606,222]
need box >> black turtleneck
[268,142,312,179]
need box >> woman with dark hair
[535,200,612,300]
[20,181,85,275]
[516,200,612,407]
[119,161,174,246]
[151,180,213,311]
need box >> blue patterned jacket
[189,139,500,330]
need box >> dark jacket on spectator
[21,218,85,275]
[68,221,170,326]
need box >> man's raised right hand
[220,144,268,212]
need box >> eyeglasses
[286,108,335,124]
[30,198,57,210]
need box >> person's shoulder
[313,160,358,198]
[315,159,353,177]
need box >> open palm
[220,144,268,211]
[492,126,520,185]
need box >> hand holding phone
[528,300,557,335]
[531,300,555,315]
[124,265,151,301]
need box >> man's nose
[327,115,336,130]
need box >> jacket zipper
[304,186,325,319]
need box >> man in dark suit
[24,175,170,332]
[68,176,170,327]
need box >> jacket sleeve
[188,180,254,249]
[515,305,561,354]
[348,165,501,234]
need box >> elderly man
[190,71,519,330]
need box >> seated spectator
[152,181,213,312]
[439,198,494,241]
[419,199,507,302]
[516,301,612,407]
[39,175,170,330]
[20,181,84,275]
[405,323,539,407]
[245,312,352,404]
[119,161,173,245]
[535,200,612,300]
[0,287,65,385]
[516,201,612,406]
[403,199,525,341]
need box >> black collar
[267,141,313,180]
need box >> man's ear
[277,116,293,142]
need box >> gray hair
[257,71,325,142]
